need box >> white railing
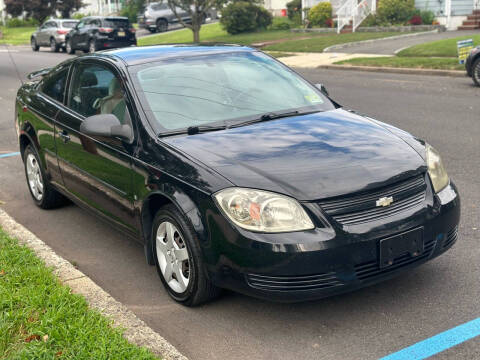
[337,0,376,33]
[337,0,356,33]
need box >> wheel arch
[139,186,206,266]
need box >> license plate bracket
[379,228,424,268]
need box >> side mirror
[315,83,329,97]
[80,114,133,142]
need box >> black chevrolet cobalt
[15,45,460,306]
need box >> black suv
[65,16,136,54]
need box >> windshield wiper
[158,124,227,137]
[230,110,302,129]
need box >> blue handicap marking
[0,152,20,159]
[380,317,480,360]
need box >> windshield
[129,51,335,133]
[62,21,78,28]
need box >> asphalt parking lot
[0,47,479,360]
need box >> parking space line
[380,317,480,360]
[0,152,20,159]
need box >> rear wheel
[156,19,168,32]
[472,58,480,87]
[23,145,66,209]
[88,39,97,53]
[66,39,74,54]
[31,37,39,51]
[152,204,220,306]
[50,38,59,52]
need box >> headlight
[214,188,315,233]
[426,143,449,193]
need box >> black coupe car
[15,45,460,306]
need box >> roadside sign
[457,39,474,64]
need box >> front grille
[354,238,436,281]
[318,174,427,226]
[246,272,343,292]
[442,226,458,249]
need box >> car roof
[99,44,255,66]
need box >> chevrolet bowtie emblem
[376,196,394,207]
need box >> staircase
[458,9,480,30]
[336,0,376,34]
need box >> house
[263,0,479,30]
[77,0,125,16]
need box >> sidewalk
[277,52,391,68]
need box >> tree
[165,0,224,43]
[56,0,84,18]
[4,0,55,23]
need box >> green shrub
[362,13,378,26]
[269,16,293,30]
[308,2,332,27]
[220,2,272,34]
[286,0,302,21]
[376,0,415,25]
[420,10,435,25]
[72,13,86,20]
[6,18,39,28]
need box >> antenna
[3,44,24,85]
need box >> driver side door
[54,60,138,234]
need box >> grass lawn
[0,228,159,359]
[397,34,480,57]
[138,23,404,53]
[335,56,465,70]
[0,26,36,45]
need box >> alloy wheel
[26,153,44,201]
[155,221,190,293]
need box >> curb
[323,30,438,53]
[317,64,466,78]
[0,208,188,360]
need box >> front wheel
[472,58,480,87]
[23,145,67,209]
[31,38,39,51]
[152,204,220,306]
[66,39,75,54]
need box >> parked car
[137,2,210,33]
[31,19,79,52]
[65,16,136,54]
[15,45,460,306]
[466,46,480,86]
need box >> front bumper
[205,182,460,302]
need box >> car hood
[163,109,426,201]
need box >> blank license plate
[117,31,126,37]
[379,228,424,268]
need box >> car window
[77,20,86,29]
[103,18,130,28]
[41,65,69,103]
[151,3,168,10]
[62,21,77,28]
[68,63,131,127]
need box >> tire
[472,58,480,87]
[156,18,168,33]
[66,39,75,54]
[31,37,39,51]
[50,38,59,52]
[23,145,67,209]
[152,204,220,306]
[88,39,97,54]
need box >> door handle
[59,130,70,143]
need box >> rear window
[103,19,130,28]
[61,21,78,28]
